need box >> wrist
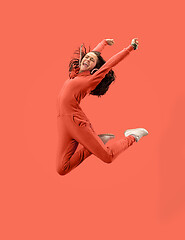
[131,43,138,50]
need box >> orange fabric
[92,38,108,52]
[56,41,135,175]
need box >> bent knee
[57,168,67,176]
[56,157,71,176]
[106,159,113,164]
[104,158,113,164]
[56,165,70,176]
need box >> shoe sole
[124,128,148,137]
[98,134,115,137]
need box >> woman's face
[80,52,98,72]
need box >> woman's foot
[98,134,115,144]
[124,128,148,142]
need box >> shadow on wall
[159,94,185,220]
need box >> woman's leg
[72,113,136,164]
[56,133,114,175]
[72,125,135,164]
[56,114,93,175]
[57,138,92,175]
[57,114,135,175]
[57,135,135,176]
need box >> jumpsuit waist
[57,109,90,122]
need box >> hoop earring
[90,68,99,75]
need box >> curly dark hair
[69,44,116,97]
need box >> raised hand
[106,39,115,46]
[131,38,139,50]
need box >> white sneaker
[98,134,115,144]
[124,128,148,142]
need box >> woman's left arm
[92,39,114,53]
[85,38,138,94]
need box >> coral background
[1,0,185,239]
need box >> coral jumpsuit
[56,39,135,175]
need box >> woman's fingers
[106,39,115,45]
[131,38,139,45]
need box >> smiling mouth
[83,62,89,67]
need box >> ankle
[130,134,139,142]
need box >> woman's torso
[57,72,91,118]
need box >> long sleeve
[86,45,134,93]
[92,39,108,53]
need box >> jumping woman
[56,38,148,176]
